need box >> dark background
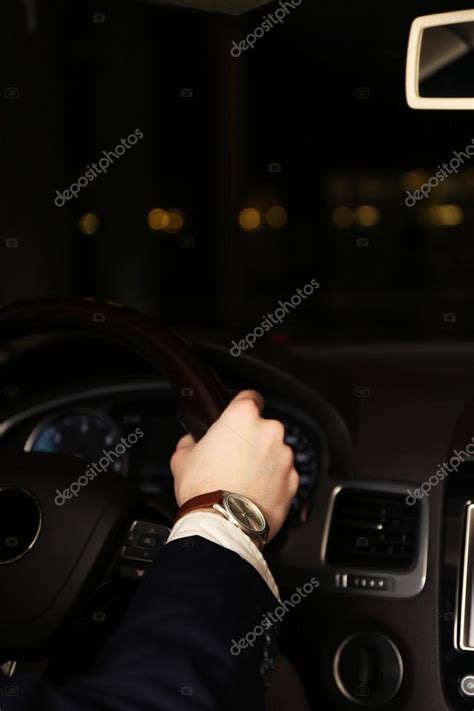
[1,0,474,342]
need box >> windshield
[1,0,473,341]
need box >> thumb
[228,389,265,414]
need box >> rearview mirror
[406,9,474,109]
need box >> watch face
[225,494,267,533]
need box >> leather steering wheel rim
[0,298,227,439]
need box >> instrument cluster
[21,392,324,526]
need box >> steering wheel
[0,299,227,660]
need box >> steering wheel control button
[0,488,42,564]
[139,535,158,548]
[136,522,170,537]
[460,676,474,697]
[127,520,170,543]
[120,566,147,579]
[122,546,154,562]
[121,521,170,565]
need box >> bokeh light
[148,208,170,231]
[239,208,262,231]
[420,204,464,227]
[266,206,288,228]
[355,204,381,227]
[332,206,354,228]
[165,209,185,233]
[400,170,430,191]
[78,212,100,235]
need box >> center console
[443,462,474,706]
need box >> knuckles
[262,419,285,441]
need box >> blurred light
[441,204,463,226]
[332,206,354,228]
[148,208,170,231]
[78,212,100,235]
[265,206,288,228]
[400,170,430,191]
[421,204,464,227]
[239,208,262,231]
[165,209,185,233]
[355,204,381,227]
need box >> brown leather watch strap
[175,490,224,523]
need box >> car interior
[2,0,474,709]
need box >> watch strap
[175,490,268,551]
[175,490,224,523]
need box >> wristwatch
[175,490,269,550]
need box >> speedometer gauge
[24,411,129,477]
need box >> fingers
[175,434,195,451]
[289,467,300,497]
[262,419,285,442]
[228,389,265,415]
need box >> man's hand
[170,390,299,541]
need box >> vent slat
[326,489,420,571]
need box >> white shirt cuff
[166,511,280,601]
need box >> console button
[346,574,388,591]
[459,675,474,697]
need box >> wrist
[175,491,269,551]
[178,507,264,550]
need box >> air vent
[326,488,420,571]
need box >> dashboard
[8,333,469,709]
[1,379,327,536]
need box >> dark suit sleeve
[35,537,279,711]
